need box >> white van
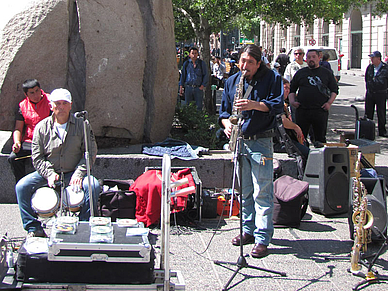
[287,46,342,81]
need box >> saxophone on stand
[350,153,374,273]
[229,71,246,152]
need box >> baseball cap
[273,62,281,68]
[49,88,72,103]
[368,51,382,58]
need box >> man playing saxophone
[219,44,283,258]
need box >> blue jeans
[15,171,101,232]
[184,85,203,110]
[239,138,274,246]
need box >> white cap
[49,88,72,103]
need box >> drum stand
[214,130,286,291]
[58,172,70,217]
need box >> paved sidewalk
[342,69,364,78]
[1,203,387,290]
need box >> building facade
[259,5,388,72]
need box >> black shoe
[379,133,388,137]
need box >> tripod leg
[222,265,244,291]
[245,263,287,277]
[353,278,379,291]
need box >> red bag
[130,168,195,226]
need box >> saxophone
[350,153,374,273]
[229,71,246,152]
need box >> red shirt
[18,90,51,143]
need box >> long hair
[239,44,262,63]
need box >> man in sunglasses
[284,48,308,82]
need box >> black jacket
[365,62,388,94]
[275,53,290,75]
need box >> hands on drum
[47,173,59,188]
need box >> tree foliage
[172,0,387,114]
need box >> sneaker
[27,229,47,238]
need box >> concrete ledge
[0,131,298,203]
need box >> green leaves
[172,102,221,148]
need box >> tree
[172,0,385,114]
[173,0,250,115]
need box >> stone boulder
[0,0,178,143]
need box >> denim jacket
[179,58,208,87]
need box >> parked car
[287,46,342,81]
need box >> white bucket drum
[64,186,85,212]
[31,187,59,217]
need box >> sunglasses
[294,52,304,55]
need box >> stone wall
[0,0,178,143]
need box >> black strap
[300,194,309,219]
[275,114,306,180]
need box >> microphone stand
[214,121,286,291]
[77,111,95,218]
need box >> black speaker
[348,176,387,241]
[303,147,350,216]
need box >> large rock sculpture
[0,0,178,143]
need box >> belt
[369,89,387,94]
[186,84,200,88]
[243,129,275,140]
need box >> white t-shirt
[284,61,308,81]
[54,122,67,141]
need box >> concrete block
[0,135,298,203]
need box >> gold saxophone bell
[352,209,374,229]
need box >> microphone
[75,110,88,118]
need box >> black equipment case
[99,179,136,221]
[351,105,375,140]
[17,222,155,284]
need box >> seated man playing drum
[15,88,100,238]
